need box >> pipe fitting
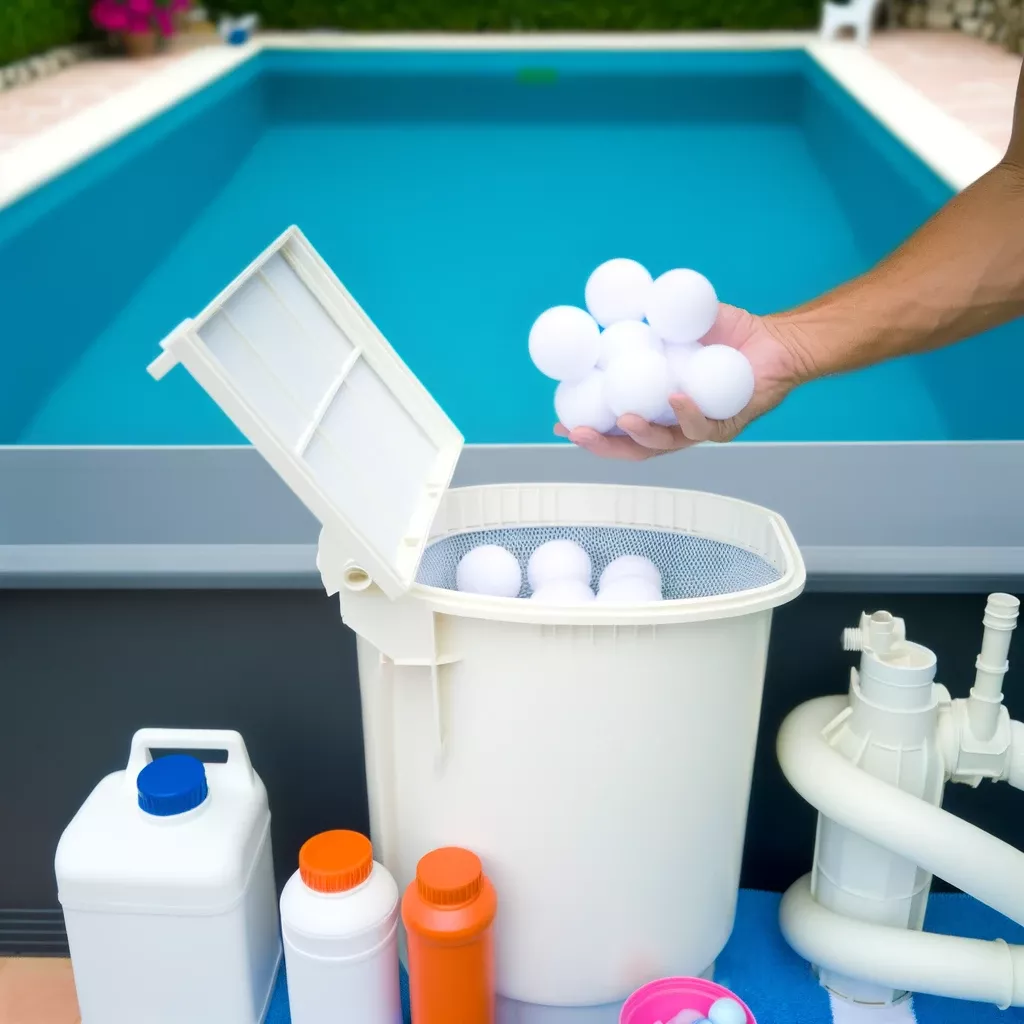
[969,594,1020,742]
[983,593,1021,632]
[1007,720,1024,791]
[943,699,1013,787]
[842,611,907,655]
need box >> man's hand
[554,304,811,461]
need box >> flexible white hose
[780,875,1024,1008]
[777,697,1024,927]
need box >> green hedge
[2,0,821,69]
[0,0,91,67]
[215,0,820,32]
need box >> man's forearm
[772,157,1024,381]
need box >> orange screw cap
[416,846,484,907]
[299,830,373,894]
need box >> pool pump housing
[777,593,1024,1008]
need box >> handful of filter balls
[529,259,756,432]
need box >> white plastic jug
[55,728,282,1024]
[147,227,805,1021]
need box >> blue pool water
[1,49,1020,445]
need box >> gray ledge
[2,442,1023,592]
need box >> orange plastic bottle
[401,847,498,1024]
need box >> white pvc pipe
[777,696,1024,927]
[780,874,1024,1008]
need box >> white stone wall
[898,0,1024,50]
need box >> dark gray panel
[0,589,367,918]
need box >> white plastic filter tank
[280,830,401,1024]
[147,226,806,1018]
[55,729,281,1024]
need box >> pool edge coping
[0,32,1003,212]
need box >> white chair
[820,0,883,45]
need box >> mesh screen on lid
[416,525,782,600]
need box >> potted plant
[91,0,192,57]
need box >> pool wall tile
[0,62,266,440]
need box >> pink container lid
[620,977,756,1024]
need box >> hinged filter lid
[148,226,464,600]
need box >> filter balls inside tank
[454,541,664,606]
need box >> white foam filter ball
[531,579,596,605]
[651,405,679,427]
[585,258,654,327]
[599,555,662,593]
[646,269,719,346]
[596,576,663,604]
[664,341,703,392]
[529,305,601,383]
[604,347,673,423]
[708,998,747,1024]
[597,319,664,370]
[456,545,522,598]
[685,344,755,421]
[555,370,617,434]
[527,539,592,591]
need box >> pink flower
[125,10,153,32]
[169,0,191,9]
[153,6,173,35]
[91,0,129,31]
[127,0,153,14]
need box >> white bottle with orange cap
[280,830,402,1024]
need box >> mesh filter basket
[416,525,782,601]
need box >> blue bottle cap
[137,754,209,816]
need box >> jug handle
[124,729,256,791]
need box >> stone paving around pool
[0,29,1018,162]
[0,33,217,155]
[872,29,1021,150]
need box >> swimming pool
[2,39,1022,590]
[2,44,1018,446]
